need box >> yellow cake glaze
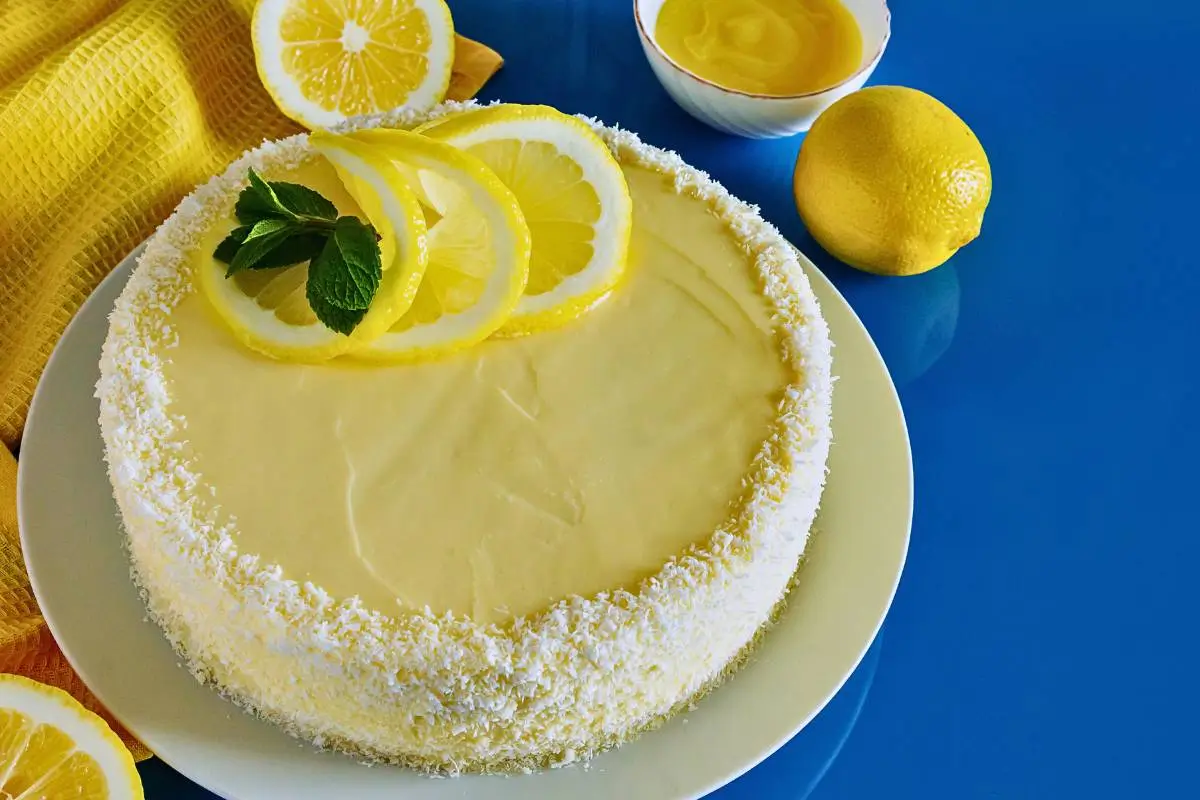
[97,101,833,773]
[166,161,786,623]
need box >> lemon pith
[196,151,428,364]
[0,674,142,800]
[420,104,633,334]
[311,140,430,345]
[793,85,992,276]
[200,106,632,364]
[252,0,455,129]
[317,128,532,363]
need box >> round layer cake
[97,102,833,773]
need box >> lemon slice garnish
[252,0,455,129]
[197,150,428,363]
[0,675,142,799]
[316,128,531,363]
[420,104,633,335]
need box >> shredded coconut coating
[96,102,834,774]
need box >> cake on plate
[97,101,833,773]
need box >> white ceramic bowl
[634,0,892,138]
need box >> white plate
[18,244,911,800]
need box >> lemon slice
[316,128,531,363]
[197,151,428,363]
[0,675,141,799]
[252,0,455,129]
[421,104,633,334]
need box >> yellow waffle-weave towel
[0,0,502,760]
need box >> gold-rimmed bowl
[634,0,892,138]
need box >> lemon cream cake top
[97,101,833,772]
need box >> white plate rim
[18,242,912,800]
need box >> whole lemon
[793,86,991,276]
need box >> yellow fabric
[0,0,501,761]
[0,449,151,760]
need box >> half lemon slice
[0,674,142,799]
[252,0,455,129]
[420,104,633,335]
[318,128,532,363]
[197,150,428,363]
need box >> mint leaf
[217,173,382,336]
[251,232,327,270]
[307,236,370,334]
[247,168,278,203]
[227,228,292,276]
[234,192,277,223]
[244,218,292,242]
[332,217,382,308]
[307,288,367,336]
[214,225,252,264]
[272,182,338,220]
[235,168,292,223]
[306,217,381,311]
[215,226,326,272]
[235,170,339,225]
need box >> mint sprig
[305,218,382,334]
[214,168,381,335]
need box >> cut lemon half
[197,152,428,363]
[252,0,455,129]
[0,674,142,799]
[421,104,633,335]
[318,128,532,363]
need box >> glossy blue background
[143,0,1199,796]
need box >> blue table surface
[143,0,1199,797]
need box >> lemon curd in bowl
[97,102,833,772]
[635,0,892,137]
[654,0,863,96]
